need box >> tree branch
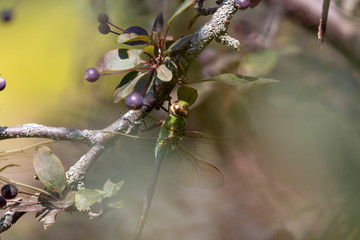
[283,0,360,65]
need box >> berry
[1,9,12,22]
[125,92,143,110]
[235,0,250,10]
[0,196,7,208]
[84,68,100,82]
[98,23,110,35]
[97,13,108,24]
[1,184,18,199]
[0,77,6,91]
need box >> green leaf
[52,191,76,209]
[201,73,280,87]
[188,14,200,30]
[117,33,149,45]
[96,49,142,73]
[113,72,149,103]
[108,200,125,209]
[75,189,105,211]
[166,33,196,53]
[103,179,124,198]
[33,146,67,194]
[168,0,196,28]
[177,86,198,106]
[142,45,155,56]
[156,64,173,82]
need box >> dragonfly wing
[164,143,224,189]
[182,131,249,163]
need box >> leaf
[152,12,164,37]
[36,208,63,230]
[117,33,149,45]
[168,0,196,28]
[142,45,155,56]
[124,26,149,46]
[33,146,67,194]
[177,86,198,106]
[188,14,200,30]
[113,72,149,103]
[103,179,124,198]
[125,26,149,36]
[201,74,280,87]
[108,200,125,209]
[96,49,142,73]
[166,33,196,53]
[52,191,76,209]
[156,64,173,82]
[75,189,105,211]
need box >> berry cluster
[84,12,175,110]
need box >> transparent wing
[181,130,248,164]
[0,140,54,173]
[164,142,224,189]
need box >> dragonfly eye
[171,102,189,118]
[1,184,18,199]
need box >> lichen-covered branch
[0,211,26,233]
[0,124,95,146]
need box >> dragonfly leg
[138,120,164,132]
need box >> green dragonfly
[133,99,240,240]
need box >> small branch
[194,1,219,16]
[0,211,26,233]
[216,33,241,51]
[318,0,331,46]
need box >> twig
[318,0,331,46]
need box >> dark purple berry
[0,77,6,91]
[125,92,144,110]
[84,68,100,82]
[97,13,108,24]
[98,23,110,35]
[1,184,18,199]
[235,0,250,10]
[1,9,12,22]
[0,196,7,208]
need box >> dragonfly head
[170,100,190,118]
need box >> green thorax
[155,100,189,159]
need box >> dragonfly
[130,100,244,240]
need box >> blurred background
[1,0,360,239]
